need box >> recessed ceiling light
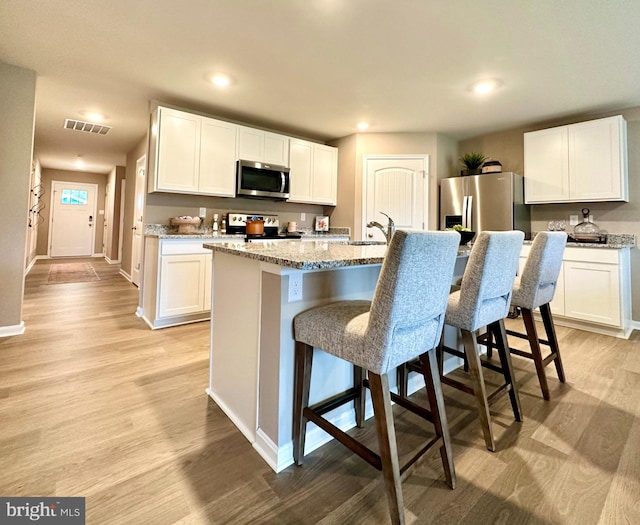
[84,112,104,122]
[470,79,502,95]
[357,121,369,131]
[210,74,232,88]
[75,156,85,168]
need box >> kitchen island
[204,239,470,472]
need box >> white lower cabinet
[141,237,223,329]
[519,245,631,338]
[159,254,207,317]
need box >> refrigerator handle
[462,196,468,228]
[466,195,473,230]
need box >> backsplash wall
[145,191,326,232]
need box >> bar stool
[293,230,460,525]
[486,232,567,400]
[400,231,525,452]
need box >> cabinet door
[288,139,314,203]
[563,260,620,326]
[264,132,290,167]
[199,117,237,196]
[238,126,264,162]
[569,116,627,201]
[156,107,200,193]
[159,254,206,317]
[312,144,338,205]
[524,126,570,203]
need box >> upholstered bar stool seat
[293,230,460,525]
[486,232,567,400]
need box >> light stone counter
[205,240,472,270]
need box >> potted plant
[459,152,487,176]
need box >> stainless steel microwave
[236,160,290,200]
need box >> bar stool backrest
[513,232,567,310]
[457,231,525,332]
[364,230,460,374]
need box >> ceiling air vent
[64,119,111,135]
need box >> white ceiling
[2,0,639,175]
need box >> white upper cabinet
[199,117,237,197]
[150,106,238,197]
[524,115,628,204]
[238,127,290,167]
[153,107,201,193]
[264,132,290,166]
[289,139,338,205]
[523,126,569,202]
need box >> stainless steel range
[226,213,302,241]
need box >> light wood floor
[1,258,639,524]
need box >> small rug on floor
[47,262,100,284]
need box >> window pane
[61,189,88,205]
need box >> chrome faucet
[367,212,395,243]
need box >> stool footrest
[505,328,550,347]
[303,407,382,470]
[309,388,359,417]
[441,376,475,396]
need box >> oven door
[237,160,290,199]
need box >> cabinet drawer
[563,247,618,264]
[161,239,215,255]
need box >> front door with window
[49,181,98,257]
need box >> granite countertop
[524,232,635,249]
[204,240,471,270]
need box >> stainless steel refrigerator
[440,172,530,238]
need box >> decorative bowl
[170,216,201,234]
[459,230,476,245]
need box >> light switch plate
[300,213,306,221]
[199,207,206,218]
[569,215,579,225]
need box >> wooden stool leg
[397,363,408,398]
[420,349,456,489]
[521,308,551,400]
[369,372,405,525]
[354,365,365,428]
[293,342,313,465]
[491,319,523,421]
[540,303,566,383]
[436,333,445,379]
[460,329,496,452]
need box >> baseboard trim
[0,322,26,338]
[205,388,255,444]
[119,269,132,282]
[104,256,121,265]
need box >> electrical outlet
[199,207,206,218]
[589,214,594,223]
[569,215,579,226]
[300,213,306,221]
[288,273,303,302]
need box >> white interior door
[363,155,428,241]
[49,181,98,257]
[131,155,146,286]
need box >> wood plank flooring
[1,258,639,524]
